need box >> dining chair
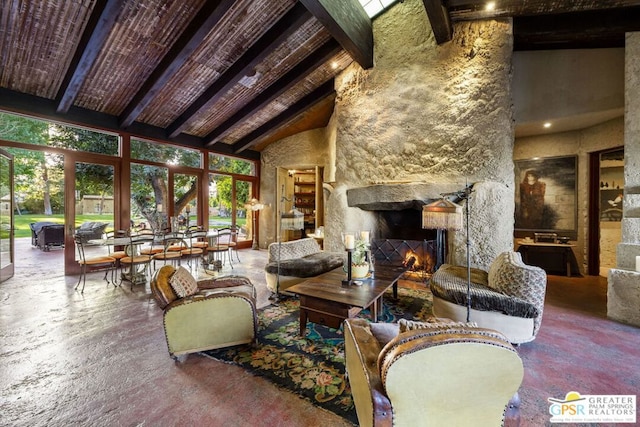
[181,229,206,270]
[227,225,241,263]
[205,228,232,272]
[74,234,116,293]
[152,234,185,270]
[119,231,154,289]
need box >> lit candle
[344,234,355,249]
[360,230,370,243]
[636,256,640,272]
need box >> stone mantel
[346,182,464,211]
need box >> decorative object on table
[244,198,264,250]
[341,231,355,285]
[202,286,434,426]
[272,185,304,302]
[422,183,473,321]
[351,235,370,279]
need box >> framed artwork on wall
[514,155,578,239]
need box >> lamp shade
[244,198,264,211]
[281,208,304,230]
[422,199,463,230]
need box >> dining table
[88,236,152,285]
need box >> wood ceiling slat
[73,0,205,115]
[183,19,332,139]
[137,0,297,129]
[166,2,311,138]
[118,0,237,128]
[223,50,351,145]
[232,79,336,153]
[204,39,343,146]
[0,0,93,99]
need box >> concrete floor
[1,238,639,426]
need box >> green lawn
[12,214,247,238]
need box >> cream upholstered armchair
[150,266,257,360]
[344,318,524,427]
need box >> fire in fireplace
[371,238,437,282]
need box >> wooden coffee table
[287,264,406,336]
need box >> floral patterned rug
[202,286,433,425]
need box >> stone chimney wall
[325,0,516,269]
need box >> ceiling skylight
[358,0,400,18]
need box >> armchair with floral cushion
[344,318,524,427]
[150,265,257,360]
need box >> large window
[0,112,118,155]
[130,163,168,231]
[132,138,200,167]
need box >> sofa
[75,221,109,244]
[430,251,547,344]
[344,318,523,426]
[264,237,343,294]
[30,221,65,251]
[150,265,258,360]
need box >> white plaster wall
[514,117,624,275]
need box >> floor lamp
[244,198,264,250]
[270,186,304,302]
[422,184,473,321]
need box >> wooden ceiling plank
[514,7,640,50]
[299,0,373,69]
[204,39,342,146]
[56,0,122,114]
[230,79,335,153]
[118,0,236,128]
[422,0,453,44]
[166,3,311,139]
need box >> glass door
[0,149,14,282]
[173,173,199,230]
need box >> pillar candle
[636,256,640,272]
[344,234,355,249]
[360,231,370,243]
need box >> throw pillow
[487,251,509,291]
[488,251,546,305]
[169,266,198,298]
[398,318,478,333]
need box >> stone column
[608,32,640,327]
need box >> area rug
[202,286,433,425]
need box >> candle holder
[342,249,353,286]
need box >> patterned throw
[202,286,434,425]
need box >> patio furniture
[30,222,65,251]
[75,222,109,244]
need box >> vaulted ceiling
[1,0,640,160]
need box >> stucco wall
[514,117,624,275]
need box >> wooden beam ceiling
[118,0,236,128]
[422,0,453,44]
[55,0,121,113]
[232,79,335,153]
[205,39,342,147]
[166,3,312,138]
[300,0,373,69]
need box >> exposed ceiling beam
[299,0,373,69]
[231,79,335,154]
[166,3,311,138]
[0,88,260,160]
[118,0,236,128]
[56,0,123,113]
[422,0,453,44]
[514,7,640,50]
[204,39,342,147]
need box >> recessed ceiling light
[543,122,552,128]
[331,61,339,69]
[485,2,496,11]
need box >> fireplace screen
[371,239,437,281]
